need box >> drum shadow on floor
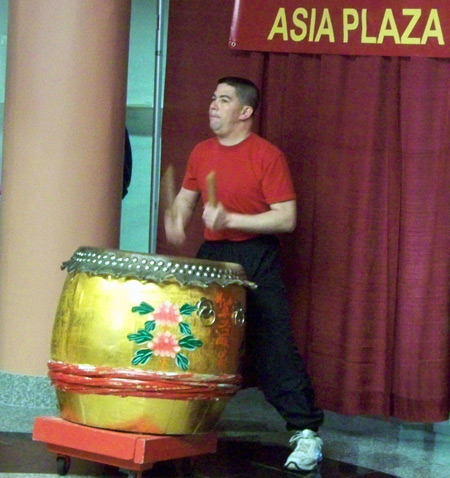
[0,432,400,478]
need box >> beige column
[0,0,132,375]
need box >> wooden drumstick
[206,171,217,206]
[161,164,176,214]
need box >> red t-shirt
[182,133,296,241]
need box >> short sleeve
[182,148,200,192]
[261,149,296,204]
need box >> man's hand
[163,187,200,247]
[202,202,229,230]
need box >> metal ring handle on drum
[232,303,245,327]
[196,297,216,326]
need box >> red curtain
[157,0,450,422]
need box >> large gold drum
[49,247,254,435]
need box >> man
[164,77,324,472]
[122,128,132,199]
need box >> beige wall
[0,0,132,375]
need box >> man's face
[209,83,246,138]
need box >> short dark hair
[218,76,260,113]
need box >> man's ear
[239,106,253,120]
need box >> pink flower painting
[152,301,182,326]
[147,331,181,358]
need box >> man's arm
[165,187,200,246]
[202,199,297,235]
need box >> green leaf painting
[131,302,155,315]
[179,335,203,351]
[179,322,192,335]
[131,349,153,365]
[180,303,196,316]
[127,329,153,344]
[175,352,189,371]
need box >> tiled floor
[1,388,450,478]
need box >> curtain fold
[158,0,450,422]
[265,55,401,417]
[391,58,450,420]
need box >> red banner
[229,0,450,57]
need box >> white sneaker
[284,429,323,471]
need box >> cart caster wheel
[56,455,71,476]
[118,467,142,478]
[178,457,195,476]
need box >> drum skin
[49,247,253,435]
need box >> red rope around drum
[48,361,242,400]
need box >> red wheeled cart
[32,416,218,477]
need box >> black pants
[197,235,324,431]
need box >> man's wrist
[225,212,238,229]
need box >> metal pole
[149,0,165,253]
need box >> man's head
[209,77,259,144]
[217,77,260,115]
